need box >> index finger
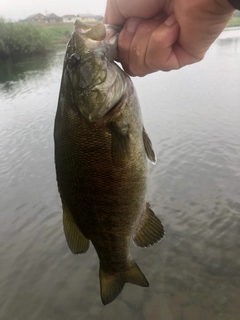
[104,0,166,24]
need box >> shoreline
[224,26,240,30]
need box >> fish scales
[54,20,164,305]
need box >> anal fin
[133,203,164,248]
[63,204,90,254]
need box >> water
[0,29,240,320]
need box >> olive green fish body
[54,21,164,305]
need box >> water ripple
[1,35,240,319]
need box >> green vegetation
[227,17,240,27]
[0,19,50,58]
[0,20,74,58]
[35,24,73,47]
[227,10,240,27]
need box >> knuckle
[118,31,132,52]
[129,63,149,77]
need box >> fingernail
[125,18,140,34]
[164,14,176,27]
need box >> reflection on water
[0,53,59,97]
[0,30,240,320]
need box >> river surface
[0,28,240,320]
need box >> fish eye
[68,53,81,69]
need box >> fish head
[64,20,127,122]
[66,21,107,90]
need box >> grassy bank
[227,11,240,27]
[227,16,240,27]
[0,19,50,58]
[35,23,73,48]
[0,20,74,58]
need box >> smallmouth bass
[54,20,164,305]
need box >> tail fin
[99,259,149,305]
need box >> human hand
[104,0,235,76]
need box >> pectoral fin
[133,203,164,248]
[63,204,90,254]
[143,127,156,164]
[109,121,130,166]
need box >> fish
[54,20,164,305]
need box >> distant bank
[227,15,240,28]
[1,13,240,59]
